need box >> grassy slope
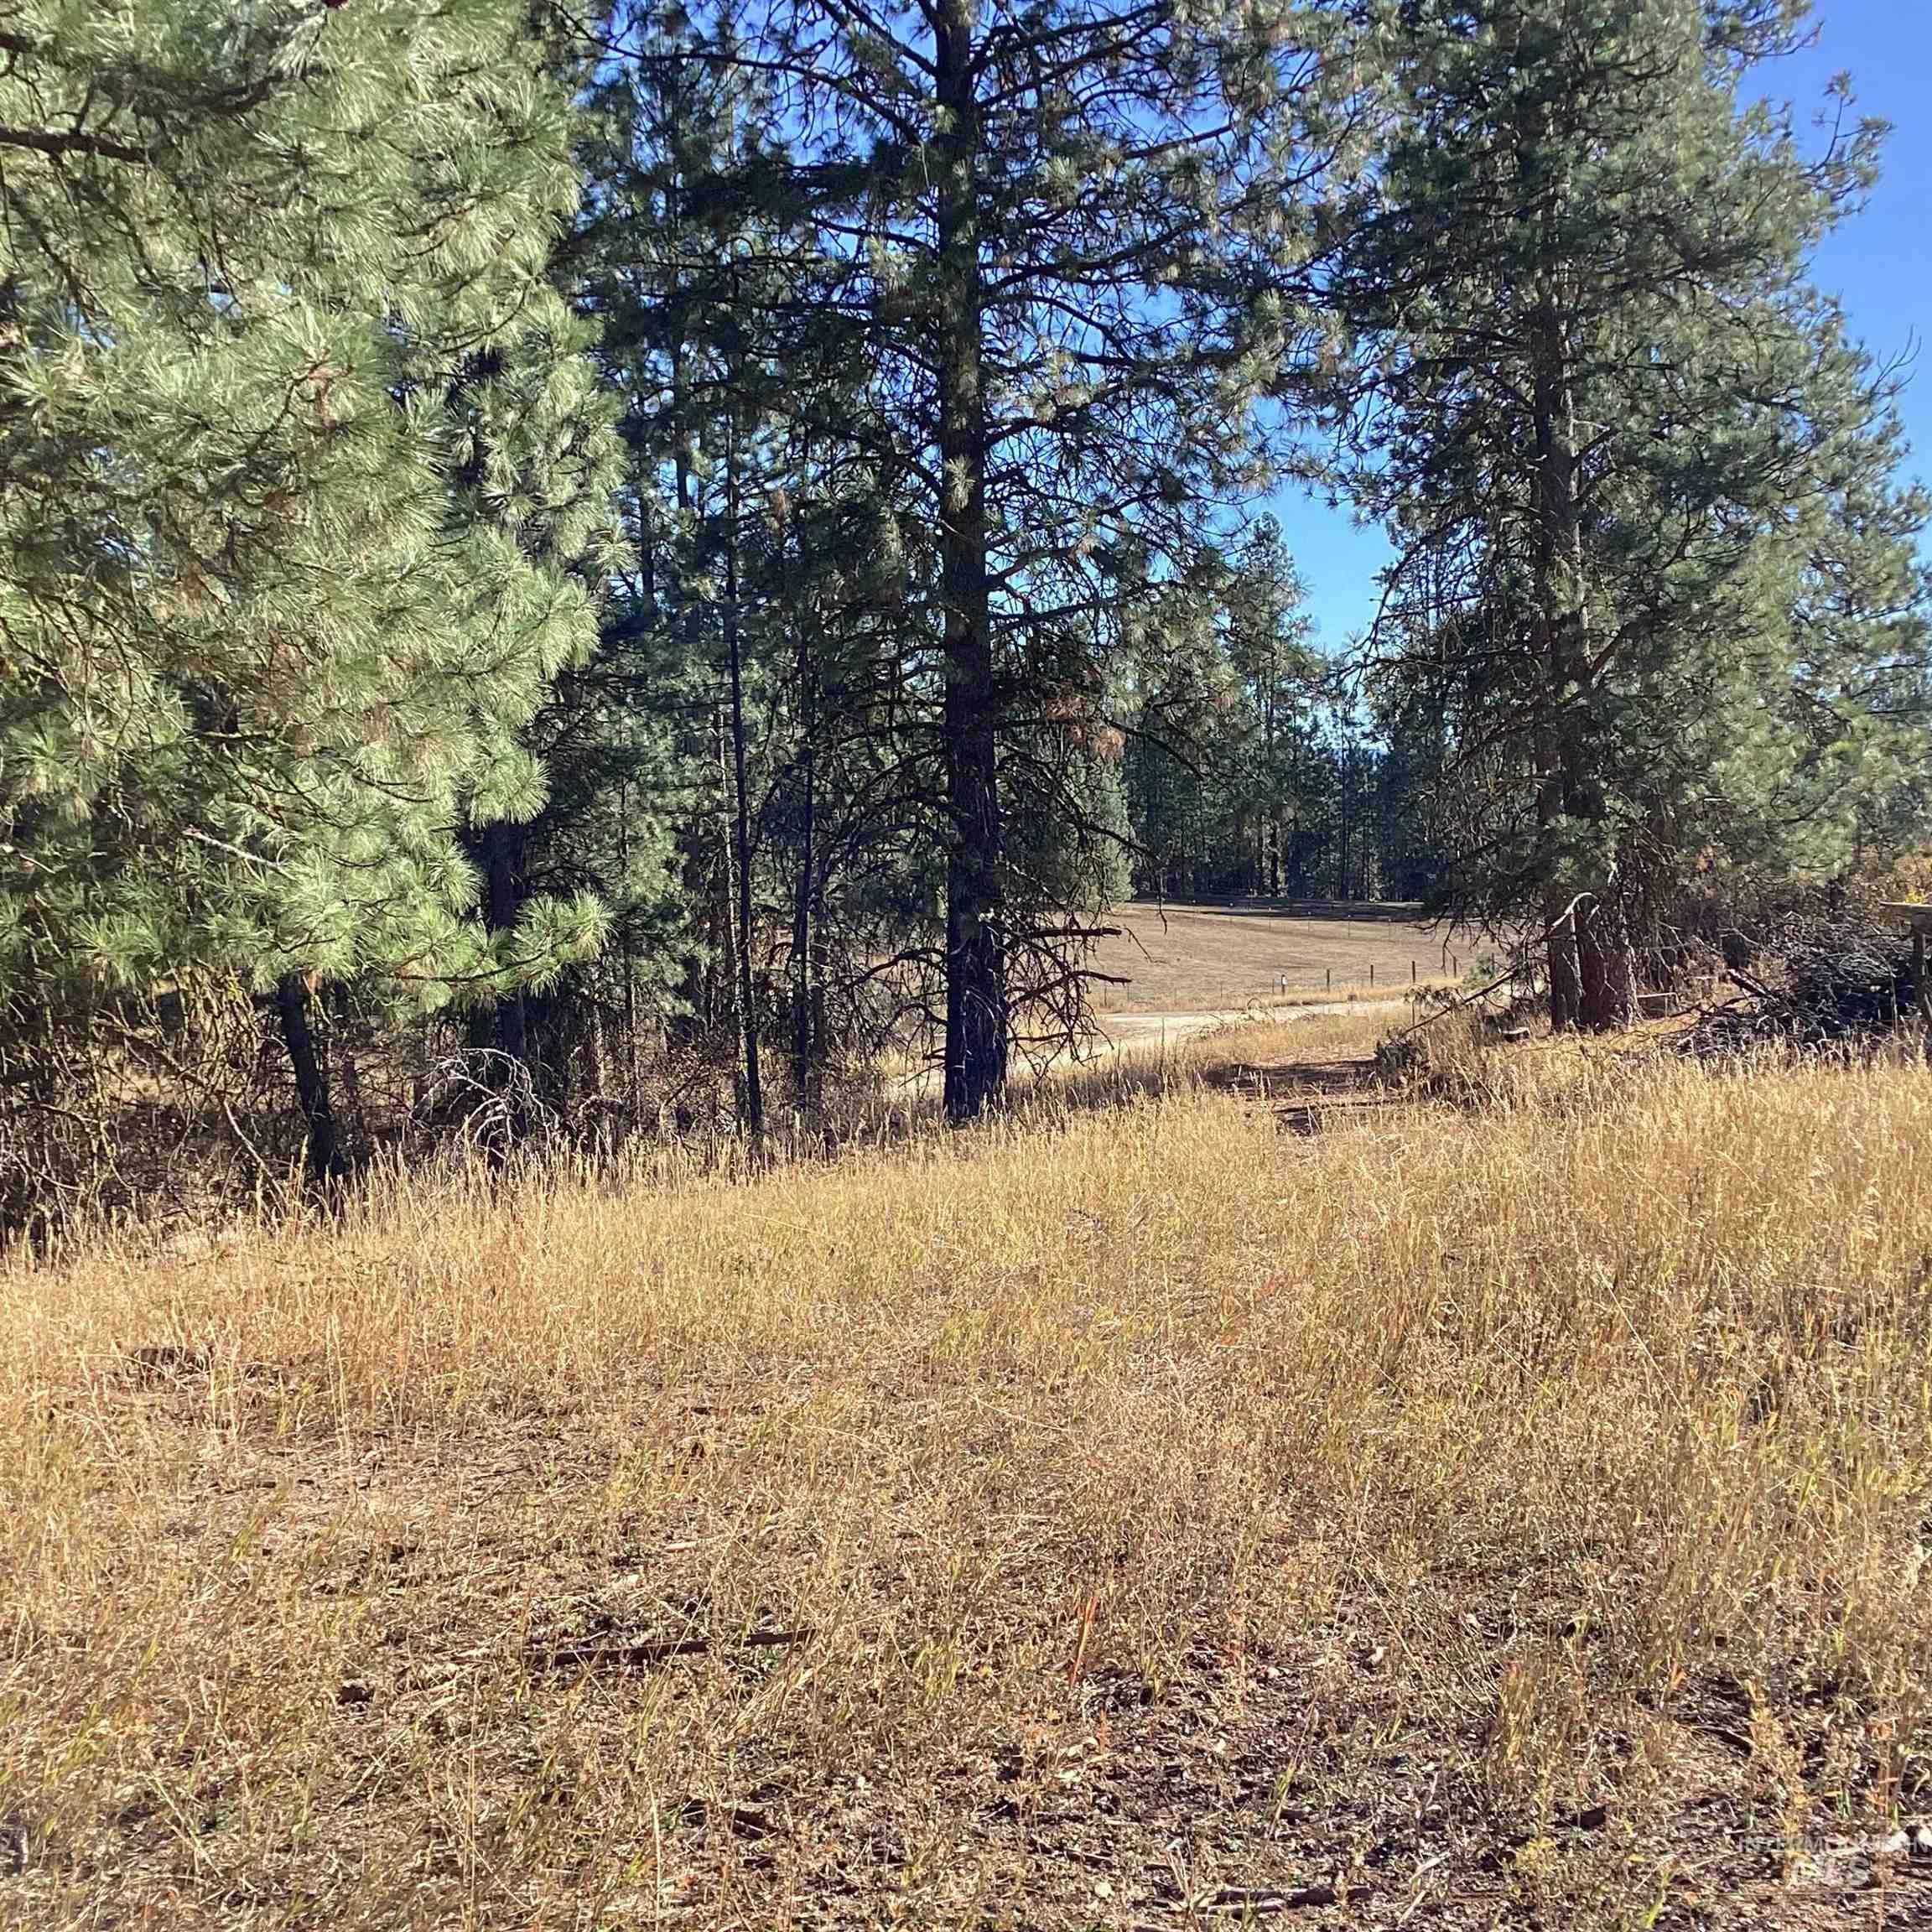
[1092,904,1483,1010]
[5,1032,1932,1927]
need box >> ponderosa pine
[1332,0,1929,1026]
[594,0,1348,1117]
[0,0,618,1181]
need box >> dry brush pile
[1681,909,1926,1056]
[3,1044,1932,1926]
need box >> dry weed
[3,1052,1930,1925]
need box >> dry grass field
[1091,904,1481,1010]
[6,1020,1932,1928]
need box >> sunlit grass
[4,1044,1930,1923]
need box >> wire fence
[1269,946,1481,997]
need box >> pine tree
[567,7,926,1130]
[597,0,1345,1117]
[1116,544,1425,906]
[1223,517,1322,893]
[0,0,618,1180]
[1332,0,1929,1026]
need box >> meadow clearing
[5,1012,1932,1929]
[1087,904,1479,1012]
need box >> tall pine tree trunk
[1521,73,1630,1035]
[1520,70,1596,1034]
[790,750,818,1112]
[935,0,1006,1122]
[618,779,641,1112]
[1263,674,1280,896]
[724,428,763,1140]
[327,984,366,1152]
[1561,380,1628,1033]
[1531,281,1583,1031]
[273,973,345,1188]
[783,493,823,1121]
[790,624,823,1118]
[711,704,747,1104]
[466,818,532,1140]
[1577,894,1636,1029]
[1541,878,1581,1031]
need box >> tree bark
[466,818,532,1140]
[1542,886,1581,1032]
[327,984,365,1152]
[711,704,745,1093]
[618,779,641,1112]
[1530,304,1584,1031]
[790,635,821,1115]
[790,750,817,1108]
[1576,894,1636,1030]
[478,822,528,1067]
[782,480,823,1120]
[273,973,345,1189]
[935,0,1006,1122]
[1519,66,1601,1033]
[724,413,764,1138]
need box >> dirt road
[1097,1002,1364,1050]
[891,1000,1377,1097]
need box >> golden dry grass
[1259,977,1460,1009]
[1090,904,1483,1010]
[5,1044,1932,1927]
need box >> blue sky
[1274,0,1932,651]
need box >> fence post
[1369,962,1375,987]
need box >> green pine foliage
[583,0,1355,1116]
[1331,0,1931,1021]
[1119,543,1421,903]
[0,0,617,1051]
